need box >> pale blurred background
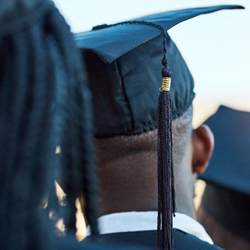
[52,0,250,238]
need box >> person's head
[0,0,98,249]
[198,106,250,250]
[77,5,243,249]
[75,9,225,219]
[95,106,214,217]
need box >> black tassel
[106,20,176,249]
[157,68,175,250]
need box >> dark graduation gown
[82,229,223,250]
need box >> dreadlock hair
[0,1,99,250]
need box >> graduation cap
[76,5,244,250]
[199,106,250,241]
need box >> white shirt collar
[92,211,213,245]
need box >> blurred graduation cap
[199,106,250,241]
[200,105,250,194]
[76,5,244,250]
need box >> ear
[192,125,214,174]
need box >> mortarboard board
[76,5,244,65]
[76,5,244,250]
[199,106,250,241]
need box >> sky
[53,0,250,126]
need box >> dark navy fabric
[84,229,223,250]
[200,106,250,195]
[81,34,194,137]
[76,5,243,64]
[76,6,243,137]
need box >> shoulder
[174,229,222,250]
[83,229,223,250]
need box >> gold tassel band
[160,77,171,92]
